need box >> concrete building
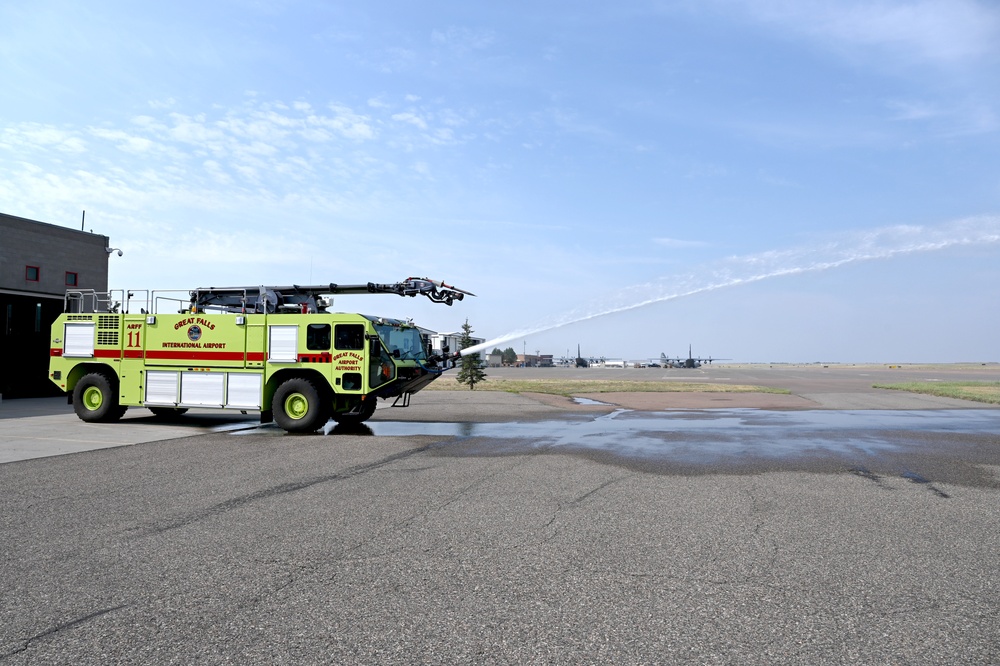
[515,354,554,367]
[1,212,112,397]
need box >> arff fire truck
[47,278,472,433]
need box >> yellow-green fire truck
[47,279,472,433]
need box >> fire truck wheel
[274,378,328,432]
[73,373,122,423]
[333,398,377,425]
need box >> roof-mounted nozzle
[395,277,476,306]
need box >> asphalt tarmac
[1,365,999,664]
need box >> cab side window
[334,324,364,350]
[306,324,331,350]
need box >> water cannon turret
[401,277,475,306]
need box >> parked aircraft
[661,345,727,369]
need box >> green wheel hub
[82,386,104,411]
[283,392,309,420]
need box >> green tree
[502,347,518,366]
[456,319,487,389]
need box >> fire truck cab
[47,280,470,433]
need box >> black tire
[73,372,122,423]
[333,397,378,425]
[149,407,188,419]
[273,377,328,433]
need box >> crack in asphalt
[131,444,434,538]
[901,470,951,498]
[1,605,127,660]
[569,477,623,506]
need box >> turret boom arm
[191,278,474,313]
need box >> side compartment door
[145,370,179,405]
[63,322,95,357]
[268,325,298,363]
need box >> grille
[97,315,120,346]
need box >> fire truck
[47,278,472,433]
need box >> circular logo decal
[187,325,202,342]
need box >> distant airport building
[429,331,485,357]
[1,212,112,398]
[516,354,553,367]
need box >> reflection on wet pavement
[233,408,1000,467]
[356,409,1000,461]
[225,408,1000,489]
[572,396,611,406]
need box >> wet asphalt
[1,367,999,664]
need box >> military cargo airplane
[661,345,727,369]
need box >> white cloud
[881,97,999,136]
[886,99,941,121]
[168,113,226,146]
[88,128,156,153]
[147,98,177,110]
[392,112,428,130]
[653,237,708,248]
[720,0,1000,67]
[0,124,87,153]
[430,128,457,145]
[203,160,232,185]
[756,169,798,188]
[431,26,496,53]
[321,105,376,140]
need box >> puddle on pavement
[232,408,1000,460]
[572,397,611,406]
[225,408,1000,490]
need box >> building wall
[1,213,110,298]
[1,212,111,397]
[515,354,554,367]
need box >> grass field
[425,377,790,398]
[873,381,1000,405]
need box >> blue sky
[2,0,999,362]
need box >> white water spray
[461,215,1000,356]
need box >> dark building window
[26,266,40,282]
[65,272,78,286]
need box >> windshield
[373,324,427,361]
